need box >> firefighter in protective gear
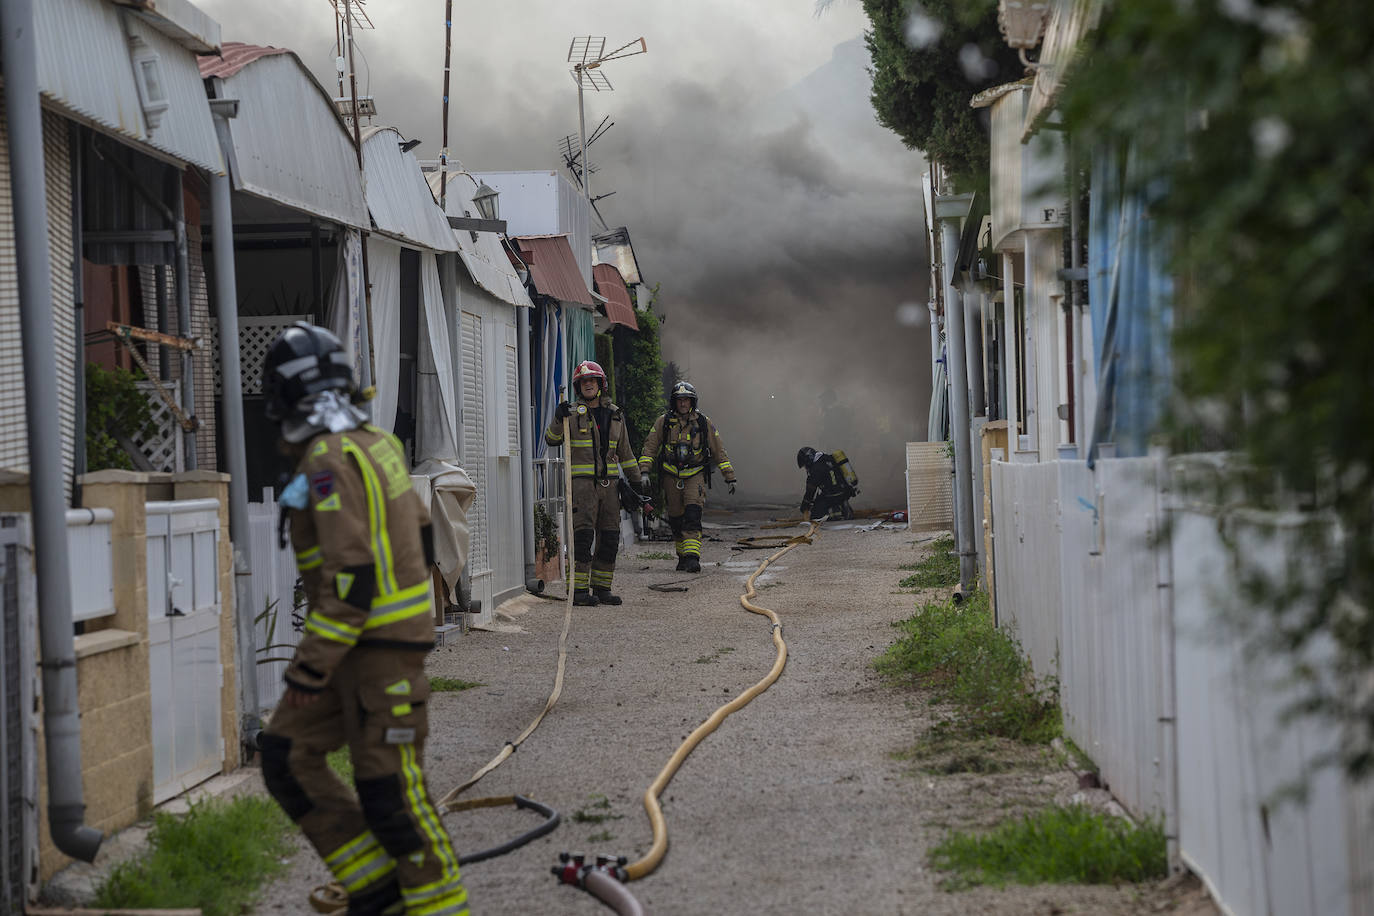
[257,322,469,916]
[545,359,644,606]
[638,380,737,573]
[798,445,857,521]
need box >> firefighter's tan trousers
[660,473,708,559]
[261,650,469,916]
[570,476,622,592]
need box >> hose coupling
[552,851,629,886]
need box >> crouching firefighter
[257,322,469,916]
[638,380,737,573]
[545,359,645,606]
[797,445,858,522]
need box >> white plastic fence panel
[1056,458,1173,825]
[66,508,114,622]
[1171,504,1362,916]
[146,499,223,804]
[461,310,491,601]
[989,459,1061,683]
[247,489,303,712]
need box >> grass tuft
[571,793,623,825]
[930,804,1168,889]
[898,536,960,589]
[875,591,1060,744]
[637,551,675,560]
[93,797,292,916]
[429,675,482,692]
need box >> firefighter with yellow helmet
[545,359,645,605]
[638,380,737,572]
[257,322,469,916]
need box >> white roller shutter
[504,325,519,458]
[461,310,489,577]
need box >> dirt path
[254,509,1211,915]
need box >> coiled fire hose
[555,521,821,912]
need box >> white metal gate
[146,499,223,803]
[461,311,491,607]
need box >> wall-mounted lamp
[128,35,170,132]
[997,0,1051,70]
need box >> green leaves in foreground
[876,591,1060,744]
[931,804,1167,889]
[94,796,292,916]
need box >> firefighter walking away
[257,322,469,916]
[638,380,738,572]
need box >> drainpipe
[518,305,542,594]
[70,122,85,506]
[173,170,197,469]
[1,0,102,862]
[208,96,260,755]
[937,203,977,597]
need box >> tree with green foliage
[862,0,1023,190]
[1055,2,1374,779]
[618,285,667,446]
[85,362,158,471]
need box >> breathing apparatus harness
[654,410,714,490]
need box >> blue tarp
[1086,144,1173,466]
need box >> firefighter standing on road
[638,380,737,573]
[545,359,644,606]
[257,323,469,916]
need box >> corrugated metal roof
[427,170,531,307]
[197,41,289,79]
[205,49,369,228]
[511,235,595,307]
[1024,0,1103,138]
[36,0,224,174]
[113,0,220,53]
[592,264,638,330]
[361,127,457,252]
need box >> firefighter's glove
[728,481,736,495]
[555,401,573,419]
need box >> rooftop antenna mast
[439,0,453,211]
[566,36,646,219]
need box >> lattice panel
[133,381,184,472]
[238,316,310,396]
[906,441,954,532]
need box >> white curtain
[368,238,402,433]
[324,228,367,386]
[411,459,475,609]
[416,253,459,462]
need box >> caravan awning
[428,171,532,308]
[362,127,458,252]
[199,44,370,229]
[511,235,595,307]
[1023,0,1104,138]
[592,264,638,330]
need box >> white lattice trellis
[132,381,184,472]
[238,316,310,395]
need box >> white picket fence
[246,490,303,713]
[990,455,1373,915]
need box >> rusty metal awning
[592,264,638,330]
[511,235,595,307]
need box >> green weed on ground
[930,804,1167,889]
[875,591,1060,744]
[637,551,675,560]
[93,797,292,916]
[430,675,482,692]
[898,536,960,589]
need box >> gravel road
[249,508,1213,916]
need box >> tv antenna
[566,36,646,213]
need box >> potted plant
[533,503,562,585]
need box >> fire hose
[555,521,821,910]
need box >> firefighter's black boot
[592,588,622,606]
[683,556,701,574]
[573,589,599,606]
[347,881,402,916]
[675,555,688,571]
